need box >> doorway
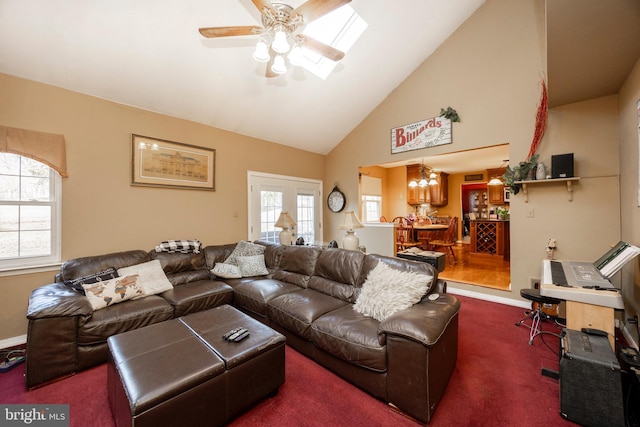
[247,172,322,245]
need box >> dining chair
[429,216,458,265]
[393,217,422,253]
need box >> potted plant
[502,154,539,195]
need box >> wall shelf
[514,177,580,202]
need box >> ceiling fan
[199,0,352,77]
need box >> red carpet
[0,295,577,426]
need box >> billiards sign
[391,115,452,154]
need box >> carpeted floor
[0,295,577,426]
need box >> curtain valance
[0,125,68,177]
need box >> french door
[248,172,322,245]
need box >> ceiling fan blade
[292,0,352,24]
[251,0,274,14]
[199,26,261,38]
[300,36,345,62]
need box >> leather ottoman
[108,305,285,427]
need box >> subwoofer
[551,153,574,178]
[560,329,625,426]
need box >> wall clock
[327,184,346,213]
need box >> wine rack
[474,221,497,254]
[470,220,509,259]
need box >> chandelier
[251,3,306,75]
[408,160,438,188]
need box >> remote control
[233,330,250,342]
[223,327,242,340]
[227,327,248,341]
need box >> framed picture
[131,134,215,191]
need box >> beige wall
[619,57,640,336]
[0,73,324,341]
[324,0,623,305]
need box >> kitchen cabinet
[429,172,448,207]
[406,166,448,207]
[487,168,506,204]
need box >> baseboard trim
[0,334,27,350]
[448,286,530,309]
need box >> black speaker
[560,329,625,426]
[551,153,574,178]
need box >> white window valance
[0,125,67,177]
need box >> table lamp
[275,212,296,245]
[339,211,364,250]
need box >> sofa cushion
[77,295,174,345]
[233,279,301,317]
[237,255,269,277]
[268,289,348,340]
[60,250,149,284]
[160,279,234,317]
[311,305,387,372]
[354,261,432,322]
[82,275,144,311]
[271,245,321,287]
[118,259,173,297]
[308,248,365,302]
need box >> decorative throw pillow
[211,263,242,279]
[224,241,265,266]
[237,255,269,277]
[117,259,173,297]
[63,267,119,294]
[353,261,432,322]
[82,275,143,311]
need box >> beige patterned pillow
[237,255,269,277]
[83,275,143,311]
[211,263,242,279]
[118,259,173,297]
[224,241,265,266]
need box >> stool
[515,288,562,345]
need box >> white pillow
[83,275,144,311]
[117,259,173,297]
[237,255,269,277]
[211,263,242,279]
[224,241,265,266]
[353,261,432,322]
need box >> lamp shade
[339,211,363,230]
[275,211,296,229]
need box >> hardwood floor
[436,243,511,291]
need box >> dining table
[412,223,448,248]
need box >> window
[361,195,382,223]
[260,189,284,244]
[0,153,61,270]
[296,193,315,244]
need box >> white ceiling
[0,0,485,155]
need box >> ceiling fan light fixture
[253,40,270,63]
[272,28,290,53]
[288,45,303,66]
[271,54,287,74]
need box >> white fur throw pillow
[353,261,432,322]
[117,259,173,297]
[83,275,144,311]
[211,263,242,279]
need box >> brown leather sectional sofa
[26,241,460,424]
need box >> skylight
[299,5,367,79]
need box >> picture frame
[131,134,215,191]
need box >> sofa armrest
[379,294,460,346]
[27,282,93,320]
